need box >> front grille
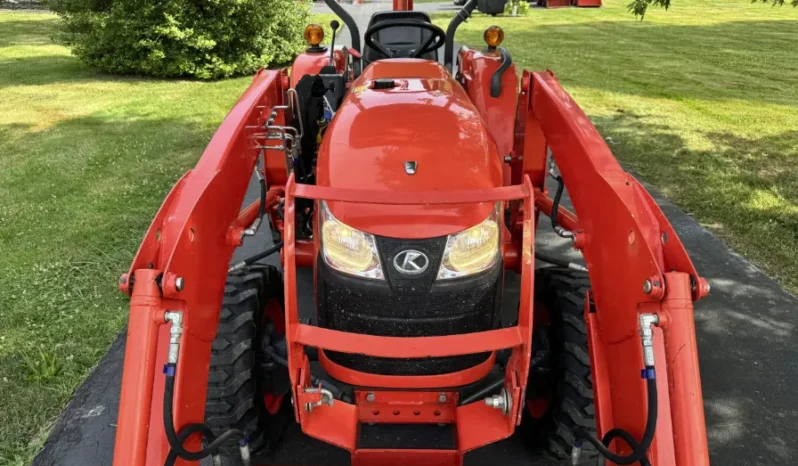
[316,234,502,377]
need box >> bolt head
[661,231,669,244]
[504,155,512,163]
[119,275,127,284]
[366,392,375,402]
[175,277,185,291]
[438,393,447,403]
[643,280,653,294]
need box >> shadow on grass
[593,111,798,256]
[0,17,59,47]
[0,111,216,463]
[0,52,183,89]
[591,109,798,288]
[0,17,178,88]
[453,19,798,107]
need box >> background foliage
[630,0,798,17]
[47,0,311,79]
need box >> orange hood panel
[316,59,503,239]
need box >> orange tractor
[112,1,711,465]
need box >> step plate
[352,449,460,466]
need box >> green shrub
[47,0,311,79]
[504,0,530,16]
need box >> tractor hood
[316,59,503,239]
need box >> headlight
[320,201,384,279]
[437,204,500,279]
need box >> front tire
[529,267,597,461]
[204,264,288,465]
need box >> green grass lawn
[1,1,797,464]
[436,0,798,290]
[0,12,255,465]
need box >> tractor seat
[363,11,439,63]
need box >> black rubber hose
[163,364,247,461]
[534,251,572,269]
[444,0,478,72]
[323,0,361,76]
[601,429,653,466]
[164,424,217,466]
[257,177,266,221]
[575,370,658,466]
[243,241,283,266]
[550,175,564,231]
[460,377,505,405]
[263,346,344,400]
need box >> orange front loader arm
[513,70,711,465]
[113,69,289,466]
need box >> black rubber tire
[535,267,597,461]
[204,264,287,465]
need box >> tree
[629,0,797,18]
[47,0,311,79]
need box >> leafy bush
[47,0,311,79]
[504,0,530,16]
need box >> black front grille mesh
[316,233,503,377]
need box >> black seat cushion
[363,11,438,63]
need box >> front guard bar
[283,175,537,454]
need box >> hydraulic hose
[228,241,283,273]
[163,363,248,463]
[257,177,266,221]
[164,424,218,466]
[444,0,478,72]
[241,241,283,266]
[550,174,564,231]
[460,377,505,406]
[574,369,657,466]
[263,346,345,401]
[534,251,587,272]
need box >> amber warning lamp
[304,24,326,53]
[483,25,504,51]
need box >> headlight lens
[320,201,384,279]
[437,204,501,279]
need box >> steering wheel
[364,20,447,60]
